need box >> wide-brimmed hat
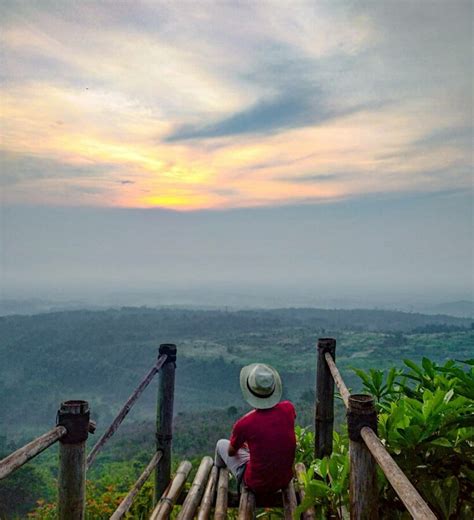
[240,363,282,409]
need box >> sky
[0,1,473,305]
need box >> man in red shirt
[215,363,296,496]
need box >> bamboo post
[294,462,316,520]
[238,486,256,520]
[197,465,218,520]
[151,460,193,520]
[315,338,336,458]
[214,468,229,520]
[282,481,297,520]
[347,395,379,520]
[155,343,177,504]
[176,456,214,520]
[57,400,91,520]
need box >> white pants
[214,438,250,484]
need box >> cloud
[413,125,473,149]
[211,188,240,197]
[0,150,113,186]
[165,84,390,141]
[165,89,317,140]
[69,185,107,195]
[0,1,471,210]
[276,172,353,184]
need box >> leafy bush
[295,429,349,520]
[28,479,155,520]
[366,358,474,519]
[296,358,474,519]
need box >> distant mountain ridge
[1,297,473,320]
[421,300,473,319]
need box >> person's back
[215,363,296,497]
[230,400,296,494]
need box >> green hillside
[0,307,471,440]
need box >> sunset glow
[1,2,472,210]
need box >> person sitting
[214,363,296,497]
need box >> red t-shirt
[230,400,296,495]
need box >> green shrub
[296,358,474,519]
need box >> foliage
[370,358,474,519]
[352,366,400,403]
[296,358,474,519]
[28,476,155,520]
[295,429,349,520]
[294,426,314,467]
[0,437,51,518]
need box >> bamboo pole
[176,456,214,520]
[315,338,336,458]
[294,462,316,520]
[282,481,297,520]
[0,426,66,480]
[324,351,350,408]
[86,354,167,470]
[155,344,177,504]
[150,460,193,520]
[57,400,91,520]
[360,427,437,520]
[110,451,162,520]
[347,395,378,520]
[214,468,229,520]
[238,486,256,520]
[149,481,171,520]
[197,465,218,520]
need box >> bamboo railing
[316,338,437,520]
[0,425,67,480]
[86,353,168,469]
[108,343,177,518]
[110,451,163,520]
[0,344,176,520]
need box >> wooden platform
[149,457,312,519]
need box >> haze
[0,1,472,308]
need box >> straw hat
[239,363,282,409]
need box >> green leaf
[307,480,331,497]
[328,457,339,482]
[403,359,423,377]
[318,457,328,479]
[457,359,474,366]
[430,437,453,447]
[422,357,435,378]
[386,367,398,391]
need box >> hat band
[247,379,275,398]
